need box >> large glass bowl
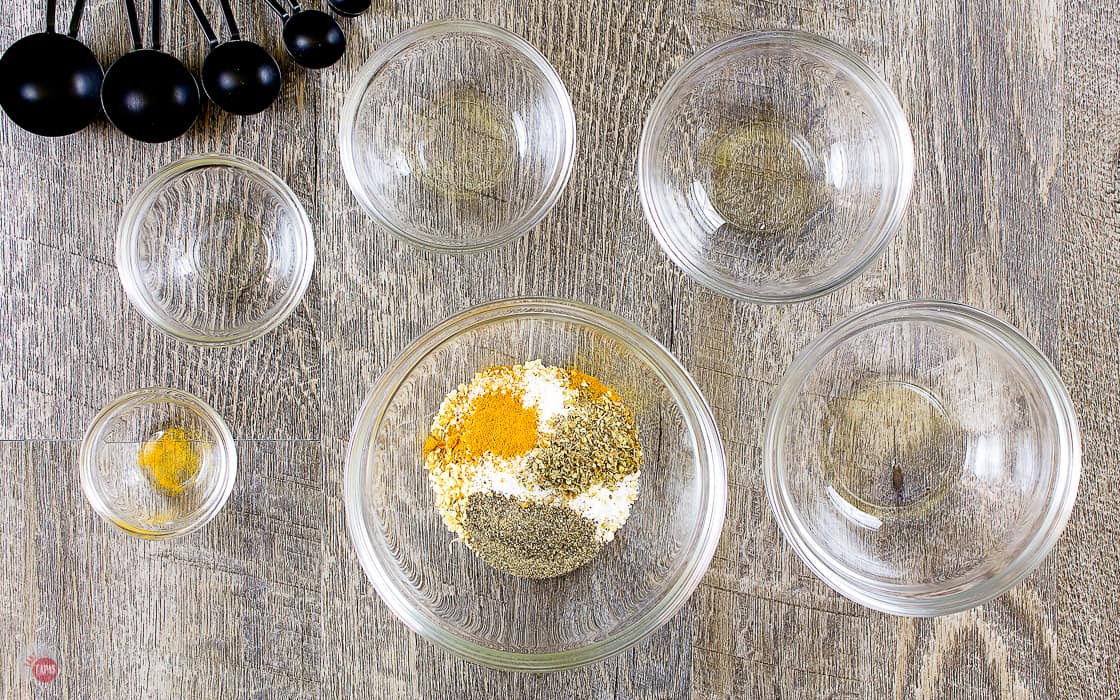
[339,20,576,253]
[344,298,726,670]
[764,301,1081,616]
[116,154,315,346]
[639,30,914,302]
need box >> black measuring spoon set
[0,0,367,143]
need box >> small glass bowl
[116,154,315,346]
[638,31,914,303]
[764,301,1081,616]
[344,298,727,670]
[80,387,237,540]
[339,20,577,254]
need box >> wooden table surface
[2,0,1117,697]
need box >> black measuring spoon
[327,0,371,18]
[263,0,346,69]
[101,0,201,142]
[186,0,282,115]
[0,0,103,136]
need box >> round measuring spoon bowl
[328,0,372,17]
[0,32,103,136]
[101,49,201,143]
[202,40,283,115]
[283,9,346,68]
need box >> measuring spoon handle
[122,0,142,50]
[185,0,219,48]
[217,0,241,40]
[150,0,162,51]
[45,0,57,33]
[67,0,89,38]
[262,0,290,20]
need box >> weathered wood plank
[316,1,699,697]
[681,0,1068,697]
[0,440,323,698]
[1052,0,1120,696]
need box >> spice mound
[137,427,201,496]
[424,361,642,579]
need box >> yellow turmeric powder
[137,427,201,496]
[567,368,619,401]
[454,391,540,459]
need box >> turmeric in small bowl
[137,427,201,496]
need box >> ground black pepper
[462,492,603,578]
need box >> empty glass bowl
[339,20,576,253]
[116,154,315,346]
[764,301,1081,616]
[344,298,726,669]
[639,31,914,302]
[80,387,237,539]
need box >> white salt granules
[467,456,640,543]
[568,473,641,542]
[468,455,553,503]
[520,361,574,430]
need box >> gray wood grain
[0,0,1116,697]
[1052,0,1120,696]
[0,440,322,698]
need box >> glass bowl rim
[78,385,238,540]
[762,299,1082,616]
[343,296,728,670]
[637,29,916,303]
[115,152,316,347]
[338,19,578,255]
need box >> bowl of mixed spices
[80,387,237,539]
[345,298,726,670]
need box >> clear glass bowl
[116,154,315,346]
[344,298,727,670]
[80,387,237,539]
[764,301,1081,616]
[638,30,914,303]
[339,20,576,254]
